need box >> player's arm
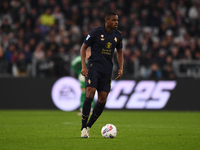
[115,48,123,80]
[0,43,3,58]
[80,43,88,77]
[81,29,95,77]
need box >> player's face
[108,15,119,29]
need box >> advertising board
[0,78,199,111]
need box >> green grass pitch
[0,110,200,150]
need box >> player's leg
[81,68,99,138]
[81,87,96,138]
[87,73,111,130]
[81,87,96,129]
[87,91,109,128]
[90,98,95,114]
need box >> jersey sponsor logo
[114,37,117,42]
[51,77,81,111]
[86,34,90,40]
[102,48,111,55]
[105,42,112,49]
[99,80,177,109]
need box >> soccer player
[80,11,123,138]
[71,48,95,115]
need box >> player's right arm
[80,43,88,77]
[81,29,95,77]
[0,43,3,58]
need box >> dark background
[0,78,58,109]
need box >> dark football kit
[83,25,123,92]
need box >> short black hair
[105,11,117,20]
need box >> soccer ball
[101,124,117,138]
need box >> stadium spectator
[0,43,6,73]
[16,52,28,76]
[0,1,11,14]
[148,62,162,79]
[0,0,200,79]
[53,6,65,28]
[188,1,200,20]
[4,44,16,74]
[1,18,11,34]
[162,64,176,79]
[40,8,55,27]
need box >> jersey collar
[102,25,114,35]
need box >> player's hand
[115,69,123,80]
[81,67,88,77]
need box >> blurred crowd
[0,0,200,79]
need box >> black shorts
[85,68,111,92]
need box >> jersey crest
[105,42,112,49]
[100,34,105,41]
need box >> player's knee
[98,98,107,105]
[86,92,94,100]
[86,87,96,99]
[98,91,108,104]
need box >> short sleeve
[116,34,123,49]
[83,29,95,46]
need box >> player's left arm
[115,48,123,80]
[0,43,3,58]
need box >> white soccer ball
[101,124,117,138]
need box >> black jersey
[83,25,123,75]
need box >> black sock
[87,101,105,128]
[81,97,93,130]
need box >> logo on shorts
[88,79,91,84]
[100,34,105,41]
[114,37,117,42]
